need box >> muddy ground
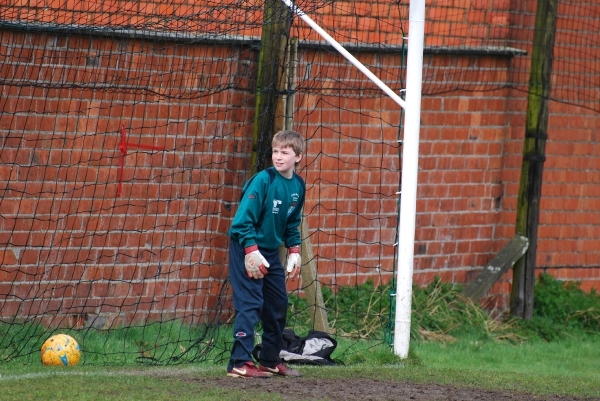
[190,376,594,401]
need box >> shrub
[517,273,600,341]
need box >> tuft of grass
[410,277,526,343]
[288,280,392,339]
[289,273,600,345]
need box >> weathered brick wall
[493,1,600,307]
[0,34,403,325]
[0,31,259,325]
[1,0,599,325]
[497,99,600,300]
[414,86,510,282]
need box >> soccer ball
[40,334,81,366]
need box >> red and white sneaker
[227,361,272,378]
[258,363,302,377]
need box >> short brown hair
[272,130,305,158]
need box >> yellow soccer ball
[40,334,81,366]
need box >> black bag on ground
[253,328,338,366]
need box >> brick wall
[0,31,258,325]
[496,1,600,306]
[0,32,403,325]
[1,0,599,325]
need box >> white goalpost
[281,0,426,358]
[393,0,426,358]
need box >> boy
[226,130,306,378]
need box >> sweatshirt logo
[272,199,282,214]
[288,193,300,216]
[287,201,297,217]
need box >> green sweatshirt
[229,167,305,251]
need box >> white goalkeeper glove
[286,246,301,279]
[244,245,270,279]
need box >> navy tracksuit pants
[227,239,288,370]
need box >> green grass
[412,337,600,395]
[2,273,600,400]
[1,337,599,400]
[0,366,239,401]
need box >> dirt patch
[188,376,590,401]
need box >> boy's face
[272,144,302,178]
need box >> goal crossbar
[281,0,407,110]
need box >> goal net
[0,0,405,364]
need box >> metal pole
[394,0,426,358]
